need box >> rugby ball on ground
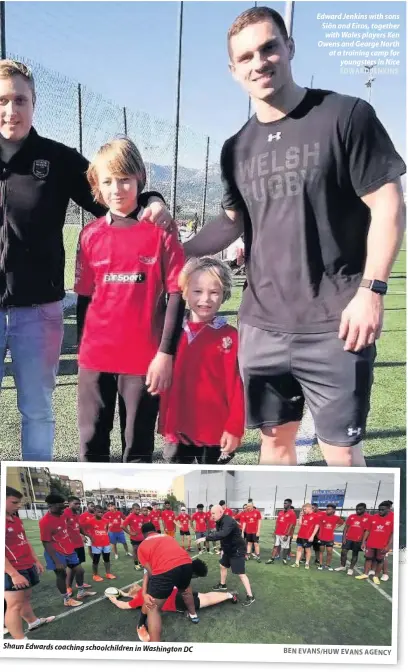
[104,586,120,597]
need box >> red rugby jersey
[159,317,245,445]
[88,518,110,547]
[103,510,125,533]
[317,513,343,542]
[175,513,191,532]
[366,513,394,549]
[137,534,192,575]
[62,508,84,548]
[275,509,297,536]
[191,511,207,533]
[149,510,162,531]
[78,511,95,536]
[161,510,176,532]
[75,217,184,374]
[242,509,262,534]
[6,515,35,571]
[345,513,372,542]
[39,512,76,556]
[297,512,321,540]
[122,513,145,542]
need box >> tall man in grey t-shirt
[184,7,406,466]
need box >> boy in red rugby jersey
[5,487,55,639]
[291,503,321,570]
[75,137,185,463]
[159,257,244,464]
[191,504,208,554]
[161,501,176,537]
[88,506,117,582]
[335,502,372,576]
[356,501,394,585]
[63,496,92,593]
[103,503,132,560]
[78,502,96,560]
[266,498,297,565]
[39,494,95,607]
[316,504,344,571]
[149,502,162,533]
[175,507,192,551]
[122,503,145,570]
[241,501,262,562]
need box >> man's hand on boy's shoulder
[141,197,172,229]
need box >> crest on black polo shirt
[32,159,50,179]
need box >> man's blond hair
[87,136,146,204]
[178,256,232,303]
[0,59,36,104]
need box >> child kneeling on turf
[75,137,185,462]
[159,257,245,464]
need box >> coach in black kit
[0,59,168,461]
[184,6,406,467]
[205,504,255,606]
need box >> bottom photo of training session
[3,464,399,651]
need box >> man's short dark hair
[164,500,170,505]
[147,506,153,511]
[379,501,391,508]
[6,486,23,499]
[197,504,204,509]
[228,7,289,58]
[192,558,208,578]
[383,500,393,507]
[357,502,367,508]
[141,522,156,535]
[95,505,104,511]
[284,498,292,504]
[219,500,226,506]
[45,493,65,505]
[68,496,80,503]
[327,503,336,509]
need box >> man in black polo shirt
[204,504,254,606]
[184,6,406,467]
[0,59,170,461]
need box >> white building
[177,469,395,517]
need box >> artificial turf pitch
[15,519,393,646]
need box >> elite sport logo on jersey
[104,272,146,283]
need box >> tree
[49,478,71,500]
[166,494,184,512]
[85,490,94,497]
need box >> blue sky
[5,1,406,167]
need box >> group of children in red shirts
[74,136,245,464]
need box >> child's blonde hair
[302,503,312,513]
[87,136,146,204]
[178,256,232,303]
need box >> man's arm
[183,208,245,258]
[206,517,235,542]
[309,524,320,542]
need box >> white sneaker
[334,566,347,572]
[114,554,119,560]
[381,574,389,582]
[126,552,133,557]
[368,570,375,576]
[347,569,354,576]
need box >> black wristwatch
[360,279,388,295]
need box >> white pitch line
[332,548,392,604]
[24,552,201,633]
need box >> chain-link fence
[9,53,223,290]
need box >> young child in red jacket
[159,256,245,464]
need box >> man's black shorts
[312,536,320,552]
[245,533,259,543]
[342,539,362,553]
[175,591,200,612]
[318,540,334,548]
[148,563,193,600]
[180,530,190,536]
[75,546,86,564]
[4,565,40,592]
[239,324,376,447]
[220,552,245,575]
[131,540,141,548]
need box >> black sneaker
[212,583,227,591]
[256,556,262,563]
[265,559,274,565]
[242,595,255,606]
